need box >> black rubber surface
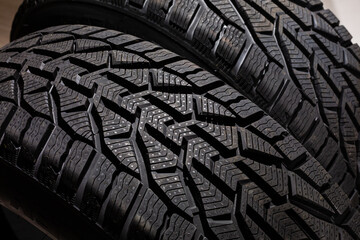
[11,0,360,199]
[1,25,360,239]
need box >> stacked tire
[0,0,359,239]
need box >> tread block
[186,137,219,171]
[343,142,357,175]
[129,189,168,239]
[237,0,274,33]
[0,102,16,136]
[165,60,199,74]
[24,91,51,116]
[147,0,174,22]
[166,121,197,146]
[297,158,331,188]
[275,135,306,163]
[340,172,356,196]
[278,0,313,27]
[151,69,191,88]
[145,49,178,63]
[242,159,289,197]
[251,115,286,140]
[18,117,53,171]
[6,36,41,50]
[38,127,72,188]
[49,25,84,33]
[125,41,159,53]
[56,67,88,97]
[105,139,139,173]
[152,92,194,117]
[323,184,350,215]
[258,34,284,65]
[344,48,360,73]
[106,68,150,93]
[328,153,348,184]
[72,51,109,67]
[91,77,126,103]
[214,156,248,191]
[107,34,140,46]
[142,132,179,171]
[293,70,317,105]
[237,45,268,92]
[318,9,339,26]
[0,80,16,101]
[335,25,352,43]
[81,154,117,219]
[103,172,141,235]
[89,29,120,39]
[256,62,286,103]
[208,0,245,28]
[324,109,340,139]
[190,167,234,218]
[120,91,151,114]
[348,44,360,61]
[61,111,93,140]
[8,51,50,69]
[193,9,224,50]
[22,72,50,94]
[229,98,263,120]
[312,13,339,38]
[187,70,223,89]
[208,220,244,240]
[288,101,316,141]
[314,73,339,108]
[41,33,74,44]
[139,104,173,133]
[0,68,17,81]
[340,111,358,143]
[208,85,243,104]
[196,122,238,151]
[71,26,104,36]
[75,39,110,52]
[4,107,31,145]
[111,50,149,66]
[239,128,283,159]
[34,40,74,55]
[278,12,303,38]
[60,141,95,196]
[303,120,327,155]
[152,172,192,215]
[291,206,343,239]
[217,25,247,66]
[313,33,344,64]
[270,81,302,125]
[316,137,338,169]
[266,204,307,239]
[0,107,31,164]
[289,172,334,214]
[97,102,132,138]
[194,95,235,119]
[169,0,199,32]
[279,33,309,69]
[238,182,277,238]
[161,214,197,240]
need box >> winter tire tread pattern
[11,0,360,199]
[0,25,359,240]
